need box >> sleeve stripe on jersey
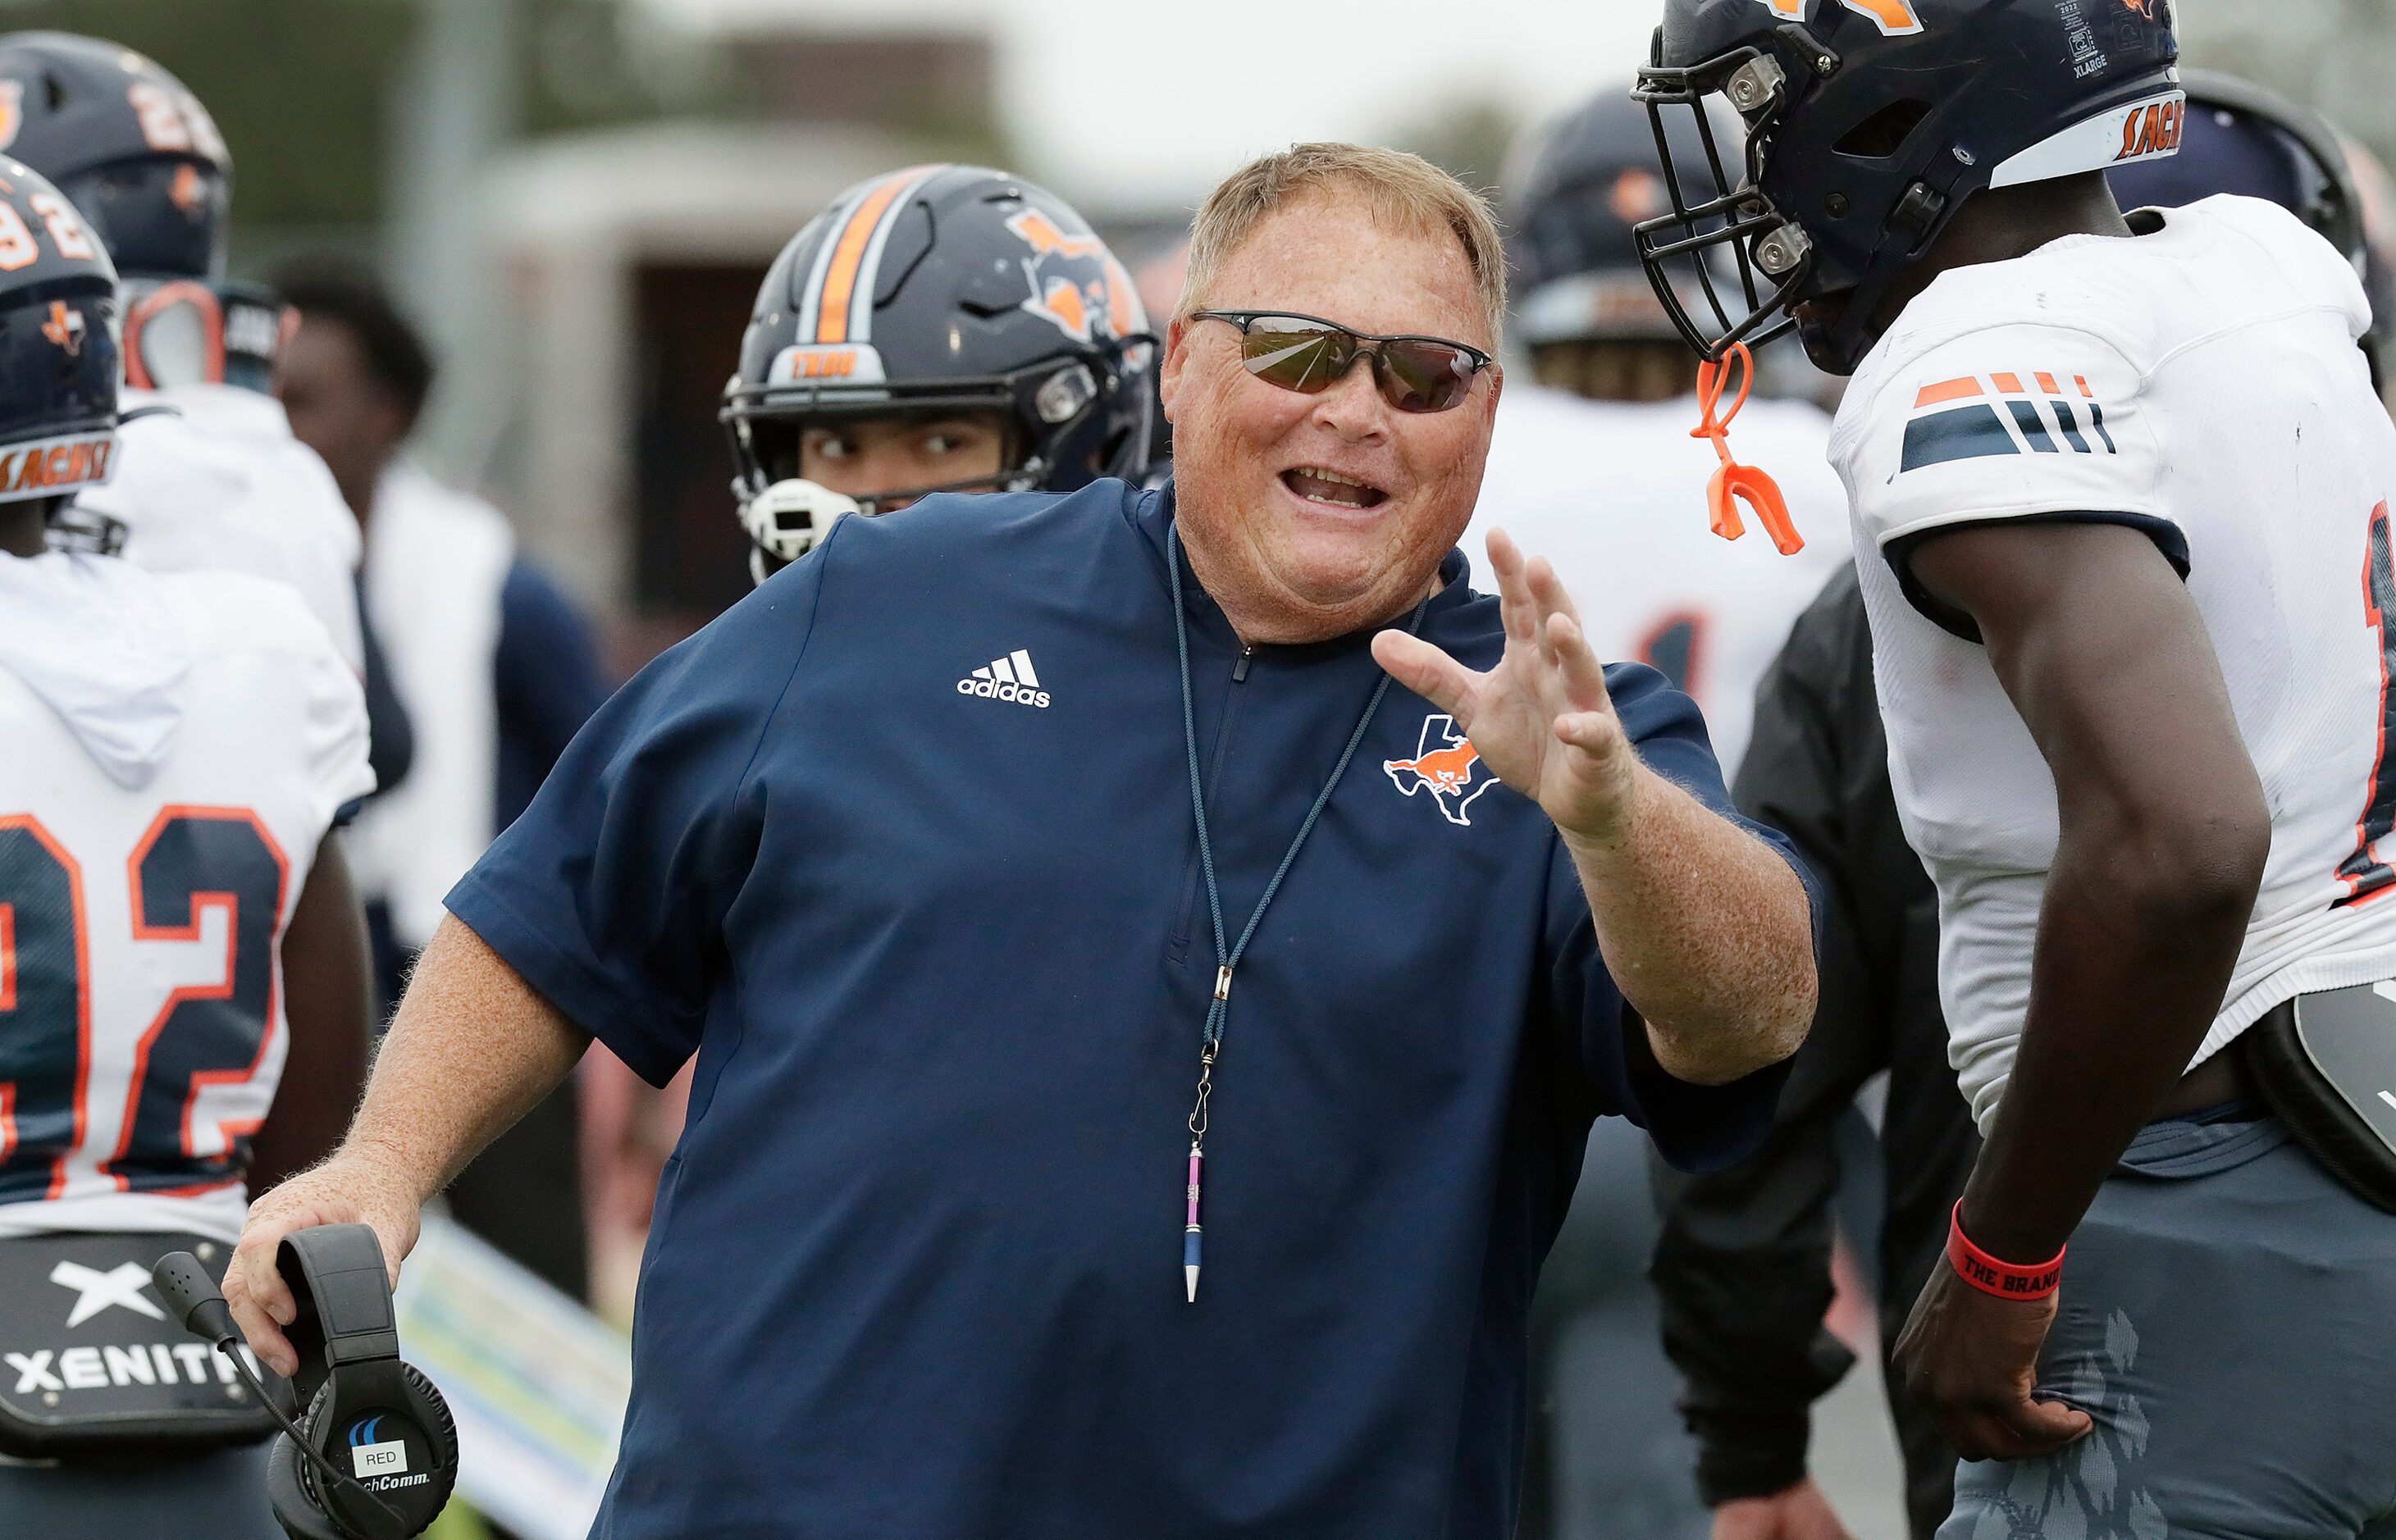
[1901,403,2017,470]
[2051,399,2093,454]
[2006,399,2059,453]
[2088,402,2119,453]
[1902,371,2122,472]
[1914,376,1984,408]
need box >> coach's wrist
[316,1133,440,1215]
[1556,756,1655,859]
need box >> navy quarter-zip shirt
[447,478,1810,1540]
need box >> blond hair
[1179,143,1507,348]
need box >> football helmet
[1633,0,2181,374]
[0,34,290,399]
[0,33,230,283]
[721,164,1156,581]
[1507,84,1737,348]
[0,155,124,550]
[2110,71,2384,385]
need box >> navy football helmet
[0,154,124,550]
[2110,71,2384,385]
[0,34,291,399]
[1508,84,1741,349]
[0,34,230,283]
[721,164,1156,580]
[1634,0,2180,374]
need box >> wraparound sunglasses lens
[1199,312,1487,412]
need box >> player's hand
[226,1151,422,1379]
[1893,1260,2092,1461]
[1371,528,1642,846]
[1713,1478,1855,1540]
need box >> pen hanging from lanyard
[1167,523,1428,1301]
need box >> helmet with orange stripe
[721,164,1157,583]
[1633,0,2179,375]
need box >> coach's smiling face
[1161,185,1501,645]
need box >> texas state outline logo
[1384,714,1495,827]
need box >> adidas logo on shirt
[957,649,1052,708]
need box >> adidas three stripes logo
[956,649,1052,708]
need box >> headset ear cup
[395,1361,459,1519]
[272,1365,457,1539]
[267,1384,351,1540]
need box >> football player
[0,34,369,682]
[0,160,373,1538]
[1639,2,2396,1533]
[1475,85,1854,1540]
[1652,68,2396,1540]
[721,163,1157,585]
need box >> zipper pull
[1233,646,1255,682]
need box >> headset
[153,1226,456,1540]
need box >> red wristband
[1946,1200,2065,1301]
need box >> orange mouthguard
[1691,342,1803,555]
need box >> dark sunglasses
[1192,310,1492,413]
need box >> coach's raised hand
[1372,528,1637,845]
[1374,529,1816,1086]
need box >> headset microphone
[153,1227,455,1540]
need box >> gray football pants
[1528,1114,1712,1540]
[1940,1112,2396,1540]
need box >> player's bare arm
[227,915,588,1376]
[1374,528,1816,1085]
[1890,521,2271,1460]
[245,832,374,1196]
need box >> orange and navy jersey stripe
[1900,370,2118,472]
[794,164,948,349]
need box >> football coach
[227,144,1819,1539]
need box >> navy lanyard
[1167,522,1431,1301]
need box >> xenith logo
[7,1260,259,1396]
[958,649,1052,708]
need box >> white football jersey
[1833,194,2396,1132]
[1467,382,1854,775]
[345,462,513,950]
[80,383,367,674]
[0,562,372,1244]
